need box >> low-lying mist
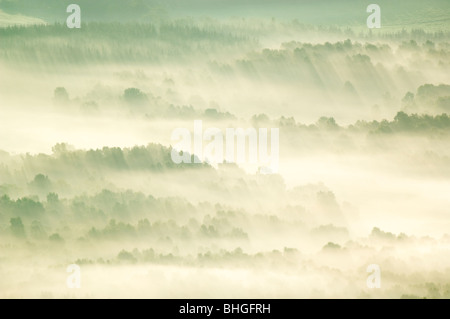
[0,12,449,298]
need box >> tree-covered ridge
[1,182,449,299]
[42,143,206,171]
[248,112,450,134]
[0,21,257,65]
[0,143,209,201]
[210,38,449,93]
[1,0,449,32]
[0,21,449,66]
[0,0,168,22]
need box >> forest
[0,0,449,299]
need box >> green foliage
[416,84,450,99]
[203,108,235,120]
[123,88,148,106]
[322,242,341,251]
[46,193,59,203]
[29,174,52,193]
[316,117,339,130]
[1,195,45,217]
[349,112,450,134]
[393,112,450,131]
[49,233,64,243]
[30,220,47,240]
[370,227,402,241]
[53,87,69,104]
[9,217,25,238]
[0,0,168,22]
[117,249,137,263]
[0,22,254,65]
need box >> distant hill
[0,0,168,22]
[0,9,45,26]
[0,0,448,31]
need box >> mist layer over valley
[0,0,449,298]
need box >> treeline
[0,186,254,253]
[37,143,207,171]
[69,246,301,269]
[208,39,449,98]
[350,112,450,134]
[403,84,450,113]
[0,22,257,65]
[0,188,197,223]
[0,143,210,200]
[1,19,448,67]
[0,0,168,22]
[87,217,248,241]
[112,246,298,267]
[0,21,253,43]
[250,111,450,134]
